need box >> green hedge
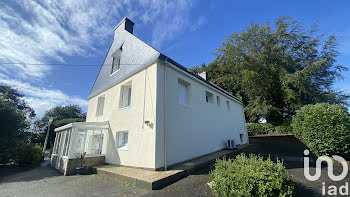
[6,141,43,167]
[291,103,350,160]
[274,125,293,134]
[210,154,295,197]
[246,123,275,135]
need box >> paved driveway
[1,136,349,197]
[0,160,148,197]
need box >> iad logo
[303,149,349,196]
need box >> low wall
[50,155,105,176]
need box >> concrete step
[96,144,251,190]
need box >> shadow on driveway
[0,159,60,184]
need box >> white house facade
[51,17,248,173]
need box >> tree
[38,105,86,149]
[0,85,35,163]
[190,16,348,125]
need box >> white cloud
[0,75,88,117]
[0,0,203,117]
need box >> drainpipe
[163,63,167,171]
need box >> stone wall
[50,155,105,176]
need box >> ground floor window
[117,131,128,151]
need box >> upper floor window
[205,91,214,104]
[111,48,121,74]
[96,96,105,116]
[111,57,120,74]
[227,100,230,111]
[178,78,191,106]
[120,82,132,108]
[216,96,221,106]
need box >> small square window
[120,83,132,108]
[116,131,128,151]
[96,96,105,116]
[205,91,214,103]
[227,100,230,111]
[178,78,191,106]
[216,96,221,106]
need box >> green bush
[291,103,350,160]
[246,123,275,135]
[210,154,295,197]
[274,125,293,134]
[8,141,43,167]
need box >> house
[51,17,248,175]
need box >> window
[96,96,105,116]
[205,91,214,103]
[240,134,244,143]
[111,57,120,74]
[178,78,191,106]
[117,131,128,151]
[89,134,103,154]
[120,83,132,108]
[216,96,221,106]
[227,100,230,111]
[111,49,121,74]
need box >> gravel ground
[1,136,349,197]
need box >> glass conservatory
[51,122,110,174]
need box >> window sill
[96,114,103,117]
[178,104,192,109]
[110,69,120,76]
[118,105,131,111]
[116,146,128,151]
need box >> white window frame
[116,131,128,151]
[178,78,191,107]
[216,96,221,106]
[119,82,132,109]
[96,96,105,116]
[111,49,121,75]
[205,91,214,104]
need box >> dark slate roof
[89,17,243,105]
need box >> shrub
[274,125,293,134]
[8,141,43,167]
[210,154,295,197]
[246,123,275,135]
[291,103,350,160]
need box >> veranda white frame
[52,122,110,159]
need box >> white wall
[156,63,248,167]
[86,62,158,169]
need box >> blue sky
[1,0,349,117]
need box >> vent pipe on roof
[115,17,135,34]
[199,71,208,81]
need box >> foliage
[76,152,87,167]
[291,103,350,160]
[246,123,275,135]
[41,105,86,122]
[0,85,35,164]
[35,105,86,149]
[190,16,348,125]
[210,154,295,197]
[6,141,43,167]
[274,125,293,134]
